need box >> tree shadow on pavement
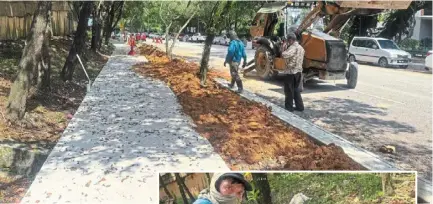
[255,93,416,140]
[379,141,432,181]
[254,91,433,183]
[22,54,228,202]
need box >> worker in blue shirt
[224,30,247,93]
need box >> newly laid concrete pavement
[149,41,432,181]
[21,44,228,203]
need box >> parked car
[148,33,158,39]
[216,35,230,45]
[213,36,221,44]
[178,34,185,41]
[181,35,190,42]
[425,50,432,70]
[348,37,412,68]
[190,33,206,43]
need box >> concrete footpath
[21,44,229,203]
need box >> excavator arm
[294,0,412,37]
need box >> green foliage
[420,38,432,50]
[122,1,197,34]
[347,15,378,43]
[121,1,264,37]
[224,1,265,37]
[268,173,384,204]
[398,38,420,51]
[122,1,162,32]
[246,183,260,203]
[195,1,232,36]
[379,1,431,41]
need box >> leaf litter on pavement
[0,38,113,203]
[135,44,364,170]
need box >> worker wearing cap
[224,30,247,94]
[282,32,305,112]
[193,173,252,204]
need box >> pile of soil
[135,44,364,170]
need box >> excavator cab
[248,1,412,90]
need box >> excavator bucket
[337,1,412,10]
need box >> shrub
[398,38,419,50]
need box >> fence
[0,1,75,41]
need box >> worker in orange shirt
[135,33,140,42]
[128,33,136,55]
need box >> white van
[348,37,412,68]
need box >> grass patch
[266,173,415,204]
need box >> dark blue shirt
[225,40,247,63]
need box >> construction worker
[141,33,147,41]
[193,173,252,204]
[282,32,305,112]
[224,30,247,93]
[128,33,136,55]
[135,32,140,42]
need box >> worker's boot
[236,80,243,94]
[228,78,235,89]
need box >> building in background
[411,8,432,41]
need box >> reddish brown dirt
[135,44,364,171]
[0,177,30,203]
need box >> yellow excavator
[245,1,412,90]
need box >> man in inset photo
[193,173,253,204]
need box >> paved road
[148,41,432,181]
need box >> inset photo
[159,172,416,204]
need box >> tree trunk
[36,5,52,90]
[103,2,114,46]
[159,174,173,199]
[6,1,52,121]
[91,4,102,52]
[382,173,395,196]
[252,173,272,204]
[175,173,189,204]
[199,34,215,86]
[103,1,124,45]
[179,175,196,202]
[61,1,92,81]
[168,12,196,60]
[234,12,238,31]
[39,9,52,90]
[164,22,172,56]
